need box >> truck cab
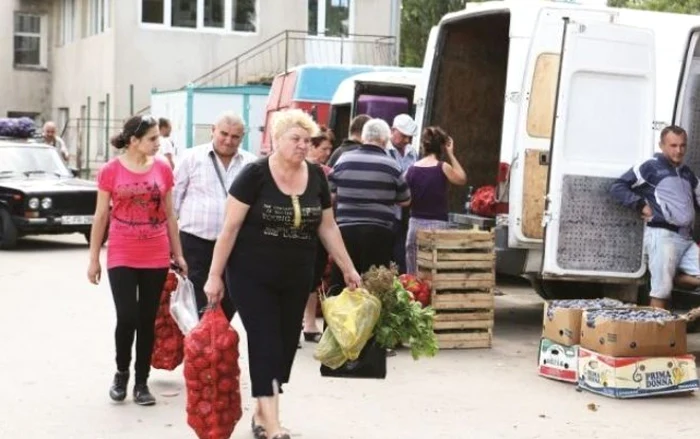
[415,0,700,302]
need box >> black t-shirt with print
[228,157,332,277]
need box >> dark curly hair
[421,126,449,157]
[110,115,158,149]
[311,125,335,148]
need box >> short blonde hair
[271,109,319,141]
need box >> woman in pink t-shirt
[87,115,187,406]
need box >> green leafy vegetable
[362,265,439,359]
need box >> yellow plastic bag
[319,287,381,362]
[313,328,347,369]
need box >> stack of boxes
[417,229,495,350]
[538,299,699,398]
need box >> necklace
[290,195,302,229]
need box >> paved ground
[1,234,699,439]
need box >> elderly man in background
[387,113,419,274]
[43,121,69,163]
[157,117,177,169]
[329,117,411,289]
[173,112,257,321]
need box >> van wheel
[0,208,18,250]
[529,277,604,301]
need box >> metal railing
[190,30,398,88]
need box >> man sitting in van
[610,125,700,309]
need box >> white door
[411,25,438,153]
[541,20,655,280]
[508,7,616,248]
[305,0,354,64]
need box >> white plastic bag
[169,273,199,335]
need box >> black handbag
[319,338,387,379]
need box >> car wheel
[0,208,18,250]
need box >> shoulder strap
[208,151,228,197]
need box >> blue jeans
[645,227,700,300]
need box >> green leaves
[400,0,472,67]
[608,0,700,13]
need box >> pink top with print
[97,158,174,269]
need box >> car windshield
[0,145,72,178]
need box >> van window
[527,53,560,139]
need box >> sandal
[303,331,322,343]
[252,418,267,439]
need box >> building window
[172,0,197,28]
[143,0,165,24]
[89,0,111,35]
[141,0,257,32]
[204,0,224,28]
[61,0,75,44]
[14,14,45,67]
[308,0,350,37]
[232,0,256,32]
[7,111,40,122]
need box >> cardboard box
[580,309,687,357]
[537,338,578,383]
[542,302,582,346]
[542,299,626,346]
[578,348,699,398]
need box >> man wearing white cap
[387,114,419,273]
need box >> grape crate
[417,229,495,349]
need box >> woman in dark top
[303,126,335,343]
[204,109,361,439]
[404,126,467,275]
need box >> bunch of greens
[362,264,439,360]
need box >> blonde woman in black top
[204,109,361,439]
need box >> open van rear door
[541,20,655,281]
[352,81,416,120]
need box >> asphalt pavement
[1,234,699,439]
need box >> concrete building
[2,0,400,171]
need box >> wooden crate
[416,229,495,349]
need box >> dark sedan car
[0,138,99,249]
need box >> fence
[59,117,124,178]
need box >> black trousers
[180,231,236,321]
[227,265,311,397]
[393,210,410,275]
[107,267,168,384]
[330,224,395,293]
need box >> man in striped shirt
[173,112,257,321]
[328,118,411,289]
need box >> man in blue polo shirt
[387,114,419,274]
[329,118,412,288]
[610,125,700,309]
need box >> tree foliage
[400,0,472,67]
[608,0,700,13]
[399,0,700,67]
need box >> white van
[414,0,700,300]
[328,69,422,145]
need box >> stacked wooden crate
[416,228,495,349]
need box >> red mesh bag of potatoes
[184,307,242,439]
[151,271,184,370]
